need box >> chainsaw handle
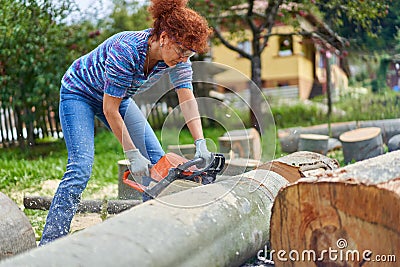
[177,157,205,171]
[122,170,146,193]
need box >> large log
[270,151,400,267]
[0,152,338,267]
[219,128,261,160]
[0,193,36,260]
[388,134,400,152]
[278,119,400,153]
[167,144,196,159]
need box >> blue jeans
[39,87,164,246]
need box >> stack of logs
[1,150,398,266]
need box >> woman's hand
[194,138,213,168]
[125,149,151,176]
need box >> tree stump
[298,134,329,155]
[270,151,400,266]
[278,122,357,153]
[167,144,196,159]
[221,158,261,176]
[388,134,400,152]
[117,159,143,200]
[0,193,36,259]
[339,127,384,164]
[278,119,400,153]
[218,128,261,160]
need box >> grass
[0,129,123,240]
[0,129,123,196]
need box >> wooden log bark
[270,151,400,267]
[167,144,196,159]
[1,152,339,267]
[278,122,356,153]
[23,196,141,214]
[298,134,329,155]
[117,159,143,200]
[0,193,36,260]
[221,158,261,176]
[278,119,400,153]
[339,127,384,164]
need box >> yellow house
[211,15,349,100]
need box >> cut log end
[270,181,400,266]
[339,127,381,142]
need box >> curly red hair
[148,0,211,54]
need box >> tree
[191,0,390,132]
[0,0,104,147]
[0,0,154,147]
[102,0,151,36]
[0,0,72,145]
[324,0,399,54]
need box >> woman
[40,0,212,245]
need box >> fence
[0,83,214,148]
[0,103,62,148]
[263,85,299,99]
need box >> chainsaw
[123,152,225,201]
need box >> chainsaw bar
[143,153,225,199]
[123,153,225,201]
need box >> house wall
[211,25,315,99]
[211,42,251,92]
[211,24,349,100]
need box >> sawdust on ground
[10,179,119,235]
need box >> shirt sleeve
[104,41,137,98]
[168,61,193,90]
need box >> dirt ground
[11,179,119,236]
[10,180,274,266]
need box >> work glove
[125,149,151,177]
[194,139,213,168]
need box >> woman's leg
[39,96,96,246]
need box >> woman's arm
[103,94,136,151]
[176,88,204,141]
[176,88,212,166]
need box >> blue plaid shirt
[61,29,193,102]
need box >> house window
[319,53,325,68]
[238,41,252,57]
[278,36,293,56]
